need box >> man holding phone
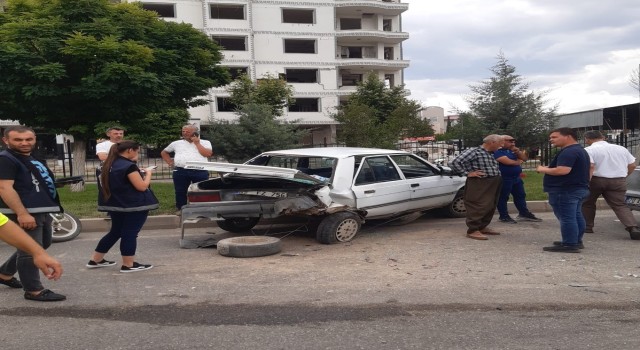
[160,124,212,212]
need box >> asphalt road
[1,210,640,349]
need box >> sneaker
[553,241,584,249]
[24,289,66,302]
[499,216,518,224]
[517,213,543,222]
[86,259,116,268]
[120,262,153,273]
[543,245,581,253]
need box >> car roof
[260,147,411,159]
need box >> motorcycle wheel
[50,212,82,243]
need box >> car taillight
[188,192,222,203]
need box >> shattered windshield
[247,155,336,183]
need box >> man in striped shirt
[450,134,504,240]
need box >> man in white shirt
[161,124,213,211]
[582,130,640,240]
[95,127,125,161]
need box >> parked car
[625,168,640,210]
[182,147,466,244]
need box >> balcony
[336,58,409,70]
[335,0,408,16]
[336,30,409,44]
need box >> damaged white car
[181,147,466,244]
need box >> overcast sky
[402,0,640,115]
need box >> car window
[389,154,438,179]
[248,155,336,180]
[354,156,401,185]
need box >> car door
[389,154,461,210]
[352,156,410,217]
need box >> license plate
[625,196,640,205]
[239,191,287,198]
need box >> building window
[341,73,363,86]
[282,8,314,24]
[284,39,316,54]
[212,36,247,51]
[289,98,319,112]
[383,19,392,31]
[340,18,361,30]
[284,69,318,83]
[210,4,245,20]
[384,47,394,60]
[226,67,249,80]
[217,97,237,112]
[385,74,395,88]
[141,3,175,18]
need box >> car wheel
[443,190,466,218]
[316,212,361,244]
[217,217,260,233]
[217,236,282,258]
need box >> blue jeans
[95,211,148,256]
[172,168,209,209]
[548,188,590,246]
[497,176,530,218]
[0,213,52,292]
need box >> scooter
[51,176,84,243]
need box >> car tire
[217,217,260,233]
[316,211,361,244]
[441,190,466,218]
[217,236,282,258]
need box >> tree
[0,0,229,188]
[332,74,432,148]
[462,52,557,147]
[207,74,304,162]
[208,103,305,163]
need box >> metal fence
[40,131,640,182]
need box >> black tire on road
[315,211,361,244]
[217,217,260,233]
[441,190,466,218]
[217,236,282,258]
[51,212,82,243]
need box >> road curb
[78,199,612,233]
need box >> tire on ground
[315,211,362,244]
[217,236,282,258]
[51,212,83,243]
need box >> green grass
[58,173,549,218]
[57,183,177,218]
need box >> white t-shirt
[163,139,212,168]
[585,140,636,178]
[96,140,115,155]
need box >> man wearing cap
[582,130,640,240]
[494,135,542,224]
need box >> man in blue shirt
[494,135,542,224]
[536,128,590,253]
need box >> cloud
[402,0,640,114]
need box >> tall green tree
[207,74,304,162]
[332,74,432,149]
[461,52,557,147]
[0,0,229,187]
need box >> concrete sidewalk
[79,199,613,232]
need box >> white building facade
[138,0,409,145]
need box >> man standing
[537,128,590,253]
[494,135,542,224]
[0,126,66,301]
[161,125,212,211]
[96,126,125,161]
[449,134,504,240]
[581,130,640,240]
